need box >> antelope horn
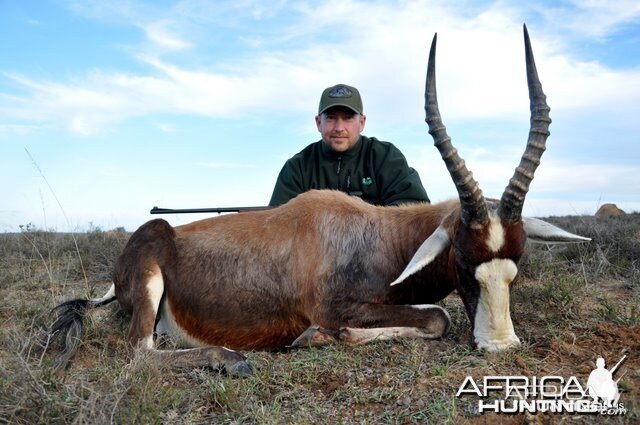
[498,24,552,223]
[425,33,488,227]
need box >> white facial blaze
[486,215,505,253]
[473,258,521,351]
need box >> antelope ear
[390,225,451,286]
[523,217,591,243]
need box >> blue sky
[1,0,639,232]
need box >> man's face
[315,107,366,153]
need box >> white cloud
[0,123,41,137]
[2,0,638,137]
[529,161,640,197]
[543,56,640,117]
[538,0,640,39]
[141,21,193,50]
[154,122,175,132]
[69,116,97,135]
[415,153,640,216]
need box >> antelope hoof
[290,326,340,348]
[428,305,451,338]
[204,346,253,377]
[226,360,254,377]
[475,336,521,352]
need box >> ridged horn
[498,24,552,223]
[425,33,488,227]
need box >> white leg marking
[473,258,521,351]
[156,298,207,348]
[90,284,115,304]
[141,336,154,350]
[143,270,164,350]
[486,215,505,253]
[341,327,437,345]
[411,304,452,324]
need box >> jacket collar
[319,135,364,160]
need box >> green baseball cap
[318,84,363,115]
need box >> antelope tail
[45,284,116,371]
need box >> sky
[1,0,639,232]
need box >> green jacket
[269,136,429,207]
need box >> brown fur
[112,219,178,346]
[113,190,458,350]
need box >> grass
[0,214,638,424]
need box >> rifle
[150,206,273,215]
[610,355,627,376]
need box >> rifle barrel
[610,355,627,375]
[150,206,272,215]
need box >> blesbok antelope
[48,25,589,375]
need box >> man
[587,357,620,407]
[269,84,429,207]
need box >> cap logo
[328,86,353,98]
